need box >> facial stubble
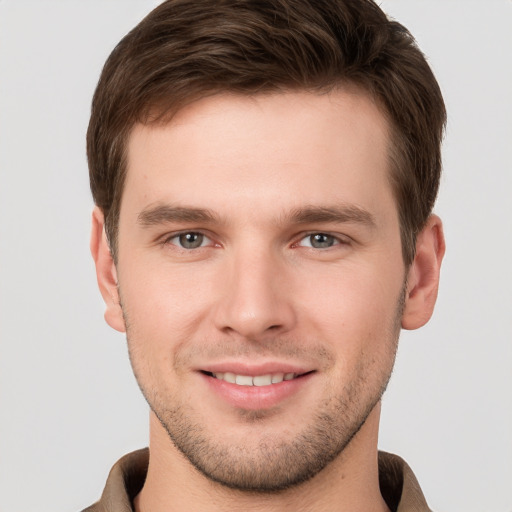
[122,283,405,493]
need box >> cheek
[296,262,403,335]
[292,262,403,389]
[119,257,217,339]
[120,270,199,391]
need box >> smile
[201,368,315,410]
[210,372,299,386]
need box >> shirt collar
[82,449,432,512]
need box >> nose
[213,247,297,340]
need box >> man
[84,0,445,510]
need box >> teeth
[253,375,272,386]
[235,375,253,386]
[212,372,297,386]
[271,373,284,384]
[223,372,236,384]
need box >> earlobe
[90,207,126,333]
[402,214,446,330]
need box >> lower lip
[201,372,314,410]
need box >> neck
[134,403,390,512]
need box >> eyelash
[162,230,350,251]
[163,231,214,250]
[294,232,350,249]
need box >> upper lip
[198,361,314,377]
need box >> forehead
[122,90,394,224]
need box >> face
[113,90,407,490]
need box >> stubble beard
[149,380,390,493]
[123,285,405,493]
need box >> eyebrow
[137,204,219,226]
[137,203,376,229]
[289,205,376,228]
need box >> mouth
[199,367,315,410]
[201,370,313,387]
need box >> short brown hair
[87,0,446,265]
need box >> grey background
[0,1,511,511]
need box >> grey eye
[296,232,340,249]
[177,232,205,249]
[307,233,337,249]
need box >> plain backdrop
[0,1,511,511]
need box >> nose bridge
[214,241,295,338]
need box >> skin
[92,89,445,512]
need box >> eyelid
[293,231,352,248]
[161,230,217,248]
[157,229,351,249]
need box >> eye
[298,233,341,249]
[167,232,211,249]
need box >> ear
[402,214,446,330]
[90,207,126,333]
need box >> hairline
[104,84,414,266]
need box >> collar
[82,449,432,512]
